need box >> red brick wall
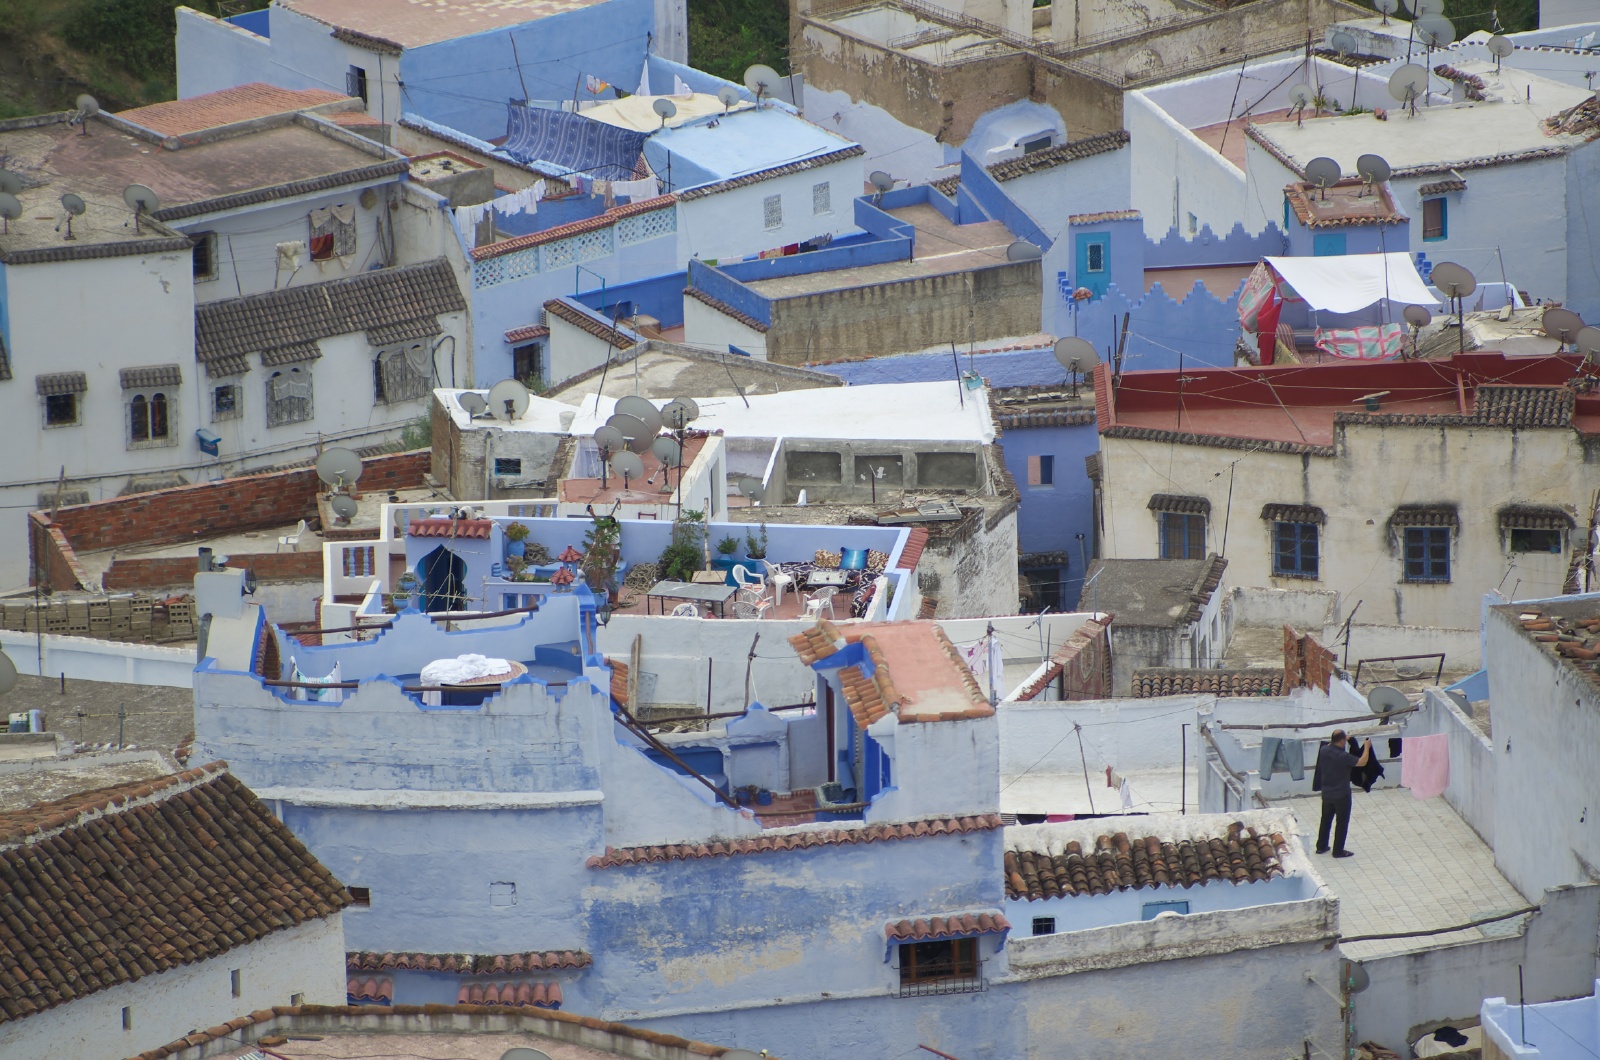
[1282,625,1338,692]
[27,514,90,592]
[1060,616,1113,700]
[103,551,324,591]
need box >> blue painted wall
[1057,281,1246,371]
[959,151,1052,253]
[811,344,1065,387]
[1146,222,1287,269]
[225,8,269,35]
[1001,421,1098,610]
[574,269,687,327]
[687,259,772,325]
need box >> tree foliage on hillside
[686,0,790,83]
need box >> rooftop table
[646,580,738,617]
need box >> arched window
[150,393,169,439]
[130,394,149,441]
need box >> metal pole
[706,656,713,713]
[1181,723,1188,814]
[116,703,125,749]
[1519,964,1527,1044]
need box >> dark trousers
[1317,793,1352,853]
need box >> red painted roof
[118,84,350,136]
[408,518,492,539]
[886,912,1010,941]
[896,527,929,570]
[588,814,1003,867]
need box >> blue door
[1075,233,1110,298]
[1313,232,1347,257]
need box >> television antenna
[122,184,160,234]
[0,193,19,235]
[1367,685,1408,716]
[1403,303,1431,359]
[593,424,625,489]
[1288,83,1313,124]
[315,447,364,491]
[1388,64,1430,117]
[58,192,84,240]
[73,94,98,135]
[459,392,489,418]
[651,97,677,129]
[487,378,531,420]
[330,494,359,522]
[1006,240,1041,262]
[1487,33,1512,72]
[616,394,664,434]
[1542,307,1586,351]
[717,85,741,114]
[1055,336,1096,398]
[1304,156,1342,200]
[610,449,645,490]
[1430,261,1477,356]
[742,64,781,108]
[1355,153,1391,197]
[1330,30,1357,57]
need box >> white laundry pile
[421,654,515,684]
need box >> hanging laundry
[1259,736,1305,781]
[1348,737,1386,793]
[608,176,659,202]
[636,56,651,96]
[673,74,694,97]
[1119,778,1133,813]
[585,74,610,94]
[1401,734,1449,799]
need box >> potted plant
[658,509,705,582]
[581,510,623,594]
[712,535,741,583]
[503,521,530,558]
[744,523,768,561]
[505,555,529,581]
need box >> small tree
[659,508,706,582]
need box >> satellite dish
[0,650,16,696]
[742,64,781,105]
[0,192,19,234]
[76,94,99,117]
[652,97,678,127]
[717,85,741,112]
[610,450,645,481]
[1344,960,1371,995]
[735,475,765,503]
[1373,0,1397,20]
[1403,304,1432,328]
[1487,33,1513,57]
[1431,261,1477,298]
[1416,14,1455,48]
[60,192,85,215]
[1388,65,1430,110]
[330,494,359,521]
[1445,689,1471,712]
[1006,240,1042,262]
[500,1049,555,1060]
[123,183,160,233]
[593,424,625,454]
[1367,685,1408,715]
[459,392,488,417]
[661,397,699,429]
[487,378,531,420]
[651,435,682,466]
[316,447,364,488]
[616,394,663,434]
[1543,307,1585,344]
[1409,0,1443,16]
[0,170,21,195]
[1054,336,1097,370]
[607,411,650,447]
[1330,30,1357,56]
[868,170,894,194]
[1304,157,1342,193]
[1288,83,1313,108]
[1573,325,1600,360]
[1356,153,1391,185]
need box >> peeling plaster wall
[917,502,1022,618]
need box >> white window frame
[126,390,177,450]
[763,194,783,230]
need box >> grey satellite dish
[1388,65,1430,110]
[1006,240,1042,262]
[1416,14,1455,48]
[459,392,488,417]
[1356,153,1391,185]
[593,424,626,454]
[661,397,699,429]
[736,475,765,503]
[1487,33,1512,69]
[122,183,159,234]
[330,494,359,521]
[76,93,99,117]
[1573,325,1600,360]
[652,97,678,128]
[316,447,364,488]
[0,170,20,195]
[610,450,645,481]
[607,410,649,441]
[1373,0,1396,21]
[1410,0,1443,15]
[1432,261,1477,299]
[868,170,895,194]
[743,64,781,105]
[1288,83,1313,108]
[616,394,663,435]
[0,649,16,697]
[1445,689,1471,712]
[651,435,682,466]
[487,378,531,420]
[1367,685,1408,715]
[0,192,19,234]
[500,1049,555,1060]
[717,85,741,112]
[1330,30,1357,56]
[1403,304,1432,328]
[1543,307,1585,345]
[1054,336,1097,370]
[61,192,85,215]
[1303,157,1342,199]
[1344,960,1371,995]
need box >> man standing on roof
[1316,729,1369,859]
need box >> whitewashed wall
[674,156,866,264]
[682,296,769,358]
[0,631,196,688]
[802,84,951,186]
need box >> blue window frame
[1142,900,1190,919]
[1423,197,1447,241]
[1273,522,1319,579]
[1404,526,1451,582]
[1159,512,1206,560]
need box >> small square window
[812,181,831,215]
[513,343,542,386]
[1159,512,1206,560]
[1403,526,1451,583]
[1031,916,1055,936]
[45,393,79,427]
[231,968,242,998]
[192,232,218,282]
[489,881,517,907]
[1273,521,1319,579]
[763,194,782,230]
[1142,900,1190,919]
[348,886,371,906]
[897,937,978,986]
[1509,527,1562,553]
[290,993,305,1007]
[213,384,241,421]
[494,457,523,477]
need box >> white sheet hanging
[1264,252,1435,314]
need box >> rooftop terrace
[279,0,609,48]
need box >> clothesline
[1216,704,1417,731]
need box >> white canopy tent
[1263,252,1436,313]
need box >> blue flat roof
[646,105,858,188]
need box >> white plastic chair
[804,586,838,620]
[732,563,766,596]
[733,601,766,620]
[760,559,794,606]
[670,602,700,617]
[278,518,308,552]
[738,588,772,618]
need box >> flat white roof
[440,379,997,444]
[1251,60,1592,174]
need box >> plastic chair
[732,563,766,595]
[670,602,700,617]
[804,586,838,621]
[278,519,308,552]
[760,559,794,606]
[738,588,772,618]
[732,601,766,620]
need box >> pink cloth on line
[1401,734,1450,800]
[1045,814,1075,822]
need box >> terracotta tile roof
[152,158,412,224]
[788,619,847,666]
[588,814,1003,867]
[328,109,388,127]
[36,371,87,396]
[505,324,550,343]
[1388,504,1459,530]
[996,407,1096,429]
[118,364,182,389]
[897,527,929,570]
[457,980,562,1008]
[0,763,348,1027]
[332,26,403,55]
[408,517,492,539]
[675,145,865,201]
[1261,503,1326,525]
[195,259,465,363]
[1498,504,1575,531]
[1332,384,1576,430]
[259,341,322,366]
[472,196,676,261]
[1130,667,1286,698]
[348,950,591,973]
[1004,821,1289,899]
[789,621,991,724]
[1283,178,1407,229]
[367,317,442,346]
[837,635,902,727]
[118,84,351,136]
[1187,555,1228,624]
[346,976,393,1004]
[1105,420,1336,457]
[898,625,992,722]
[930,173,961,196]
[1417,177,1467,195]
[885,912,1010,941]
[988,130,1130,182]
[1068,209,1142,224]
[683,286,770,333]
[543,298,643,347]
[1148,493,1210,514]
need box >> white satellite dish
[1415,14,1456,49]
[868,170,894,195]
[59,191,84,239]
[652,97,678,128]
[316,447,364,489]
[1543,307,1586,347]
[1288,83,1313,108]
[1367,685,1408,715]
[488,378,531,420]
[650,435,682,466]
[1403,304,1432,329]
[1356,153,1391,187]
[1574,325,1600,362]
[1006,240,1042,262]
[74,94,99,135]
[1344,959,1371,994]
[1329,30,1357,56]
[330,494,359,521]
[0,170,21,195]
[1408,0,1443,17]
[1054,336,1096,372]
[1373,0,1397,22]
[1487,33,1512,70]
[122,183,159,233]
[459,392,488,417]
[661,397,699,429]
[0,192,19,234]
[593,424,625,454]
[717,85,741,112]
[607,412,653,453]
[736,476,765,504]
[742,64,781,106]
[611,450,645,482]
[1388,65,1429,113]
[0,650,16,697]
[616,394,663,434]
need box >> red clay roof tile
[347,950,590,973]
[118,84,350,136]
[407,518,492,539]
[885,912,1010,941]
[1005,821,1289,899]
[505,324,550,343]
[472,197,676,262]
[896,527,929,570]
[588,814,1003,868]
